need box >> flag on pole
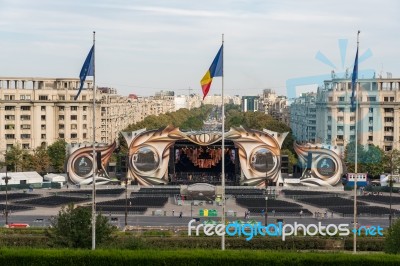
[200,45,223,99]
[74,45,94,100]
[350,47,358,109]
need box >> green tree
[47,204,115,248]
[47,139,67,173]
[5,144,24,172]
[385,219,400,254]
[31,145,51,174]
[281,149,297,174]
[384,149,400,175]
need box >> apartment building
[316,77,400,151]
[0,77,174,157]
[289,92,317,143]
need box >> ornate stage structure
[66,126,345,187]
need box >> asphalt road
[3,214,392,229]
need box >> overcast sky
[0,0,399,97]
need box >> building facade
[290,92,317,143]
[0,77,177,158]
[316,77,400,151]
[241,96,259,112]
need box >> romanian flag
[200,45,223,99]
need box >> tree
[47,139,67,173]
[385,219,400,254]
[31,145,51,174]
[384,149,400,175]
[281,149,297,174]
[5,144,24,172]
[47,204,115,248]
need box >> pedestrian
[172,209,175,216]
[272,210,276,217]
[179,211,183,218]
[299,210,303,218]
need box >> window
[369,108,373,113]
[337,126,344,131]
[328,97,333,102]
[41,125,46,130]
[21,134,31,139]
[41,106,46,111]
[59,124,65,129]
[59,106,65,111]
[350,126,355,131]
[83,124,87,129]
[5,106,15,111]
[384,127,394,132]
[71,115,77,120]
[59,95,65,100]
[337,116,344,122]
[82,96,87,101]
[384,97,389,102]
[5,134,15,139]
[21,106,31,111]
[71,106,78,111]
[22,144,30,149]
[83,106,88,111]
[83,115,87,120]
[70,133,78,139]
[327,116,332,122]
[71,124,77,130]
[59,133,65,138]
[384,136,394,141]
[41,115,46,121]
[384,108,394,113]
[368,136,373,141]
[338,107,344,112]
[390,97,395,102]
[5,124,15,130]
[20,115,30,120]
[41,134,46,139]
[369,118,373,123]
[368,126,373,132]
[4,95,15,100]
[350,116,355,122]
[83,133,87,138]
[350,135,355,141]
[5,115,15,120]
[59,115,64,120]
[327,125,331,130]
[21,124,31,130]
[337,135,344,140]
[39,95,48,100]
[385,117,394,122]
[338,97,345,102]
[367,96,376,102]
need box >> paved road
[2,214,392,229]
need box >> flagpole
[221,33,225,251]
[353,30,360,254]
[91,30,97,251]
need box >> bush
[385,218,400,254]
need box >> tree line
[1,139,66,174]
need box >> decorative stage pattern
[293,142,345,187]
[66,142,117,185]
[226,127,288,187]
[122,126,288,187]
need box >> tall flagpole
[91,31,97,251]
[353,30,360,254]
[221,33,225,251]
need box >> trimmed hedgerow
[0,248,400,266]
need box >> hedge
[0,249,400,266]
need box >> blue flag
[350,47,358,109]
[74,45,94,100]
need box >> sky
[0,0,399,98]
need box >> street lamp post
[2,174,10,226]
[265,196,268,226]
[124,178,128,228]
[389,175,393,229]
[191,201,193,218]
